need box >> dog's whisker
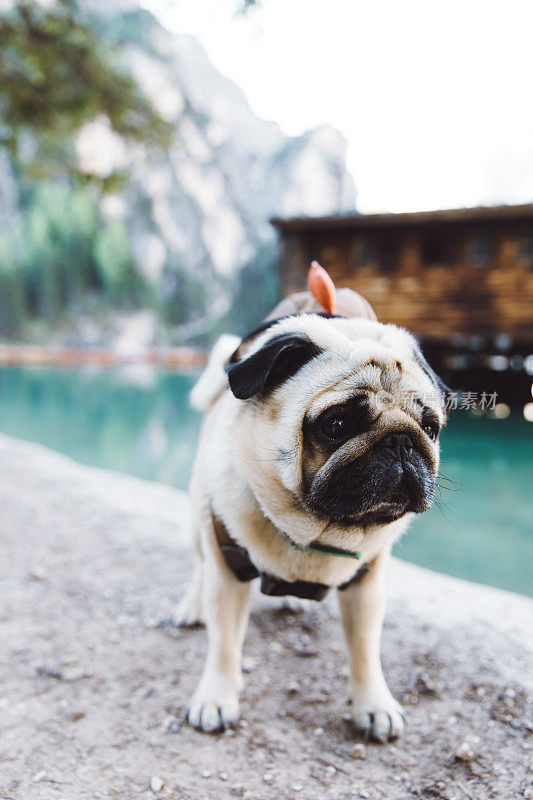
[435,474,462,491]
[433,498,451,521]
[433,496,457,521]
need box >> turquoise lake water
[0,366,531,596]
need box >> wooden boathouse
[271,204,533,405]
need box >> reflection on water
[0,366,531,596]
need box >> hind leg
[171,542,205,627]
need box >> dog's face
[227,315,446,536]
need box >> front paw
[350,685,405,743]
[187,676,240,733]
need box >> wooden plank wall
[280,224,533,340]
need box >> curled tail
[190,334,240,412]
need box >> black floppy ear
[226,332,321,400]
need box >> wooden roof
[270,203,533,233]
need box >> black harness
[216,519,371,602]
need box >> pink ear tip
[307,261,337,314]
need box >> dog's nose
[380,433,414,460]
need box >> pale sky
[141,0,533,213]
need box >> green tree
[0,233,26,336]
[159,258,207,327]
[94,219,147,307]
[22,183,101,319]
[0,0,172,180]
[226,243,279,336]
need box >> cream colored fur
[176,315,444,741]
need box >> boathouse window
[421,236,448,265]
[350,235,374,267]
[469,236,493,266]
[519,235,533,263]
[377,236,397,273]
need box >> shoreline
[0,343,207,369]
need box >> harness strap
[212,509,370,601]
[220,544,260,582]
[338,564,371,590]
[276,528,361,560]
[260,573,329,601]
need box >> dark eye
[319,415,348,440]
[307,396,370,446]
[422,422,439,441]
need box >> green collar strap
[277,529,361,560]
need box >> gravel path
[0,434,531,800]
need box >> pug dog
[173,276,446,743]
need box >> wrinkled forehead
[304,350,442,420]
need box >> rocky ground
[0,433,531,800]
